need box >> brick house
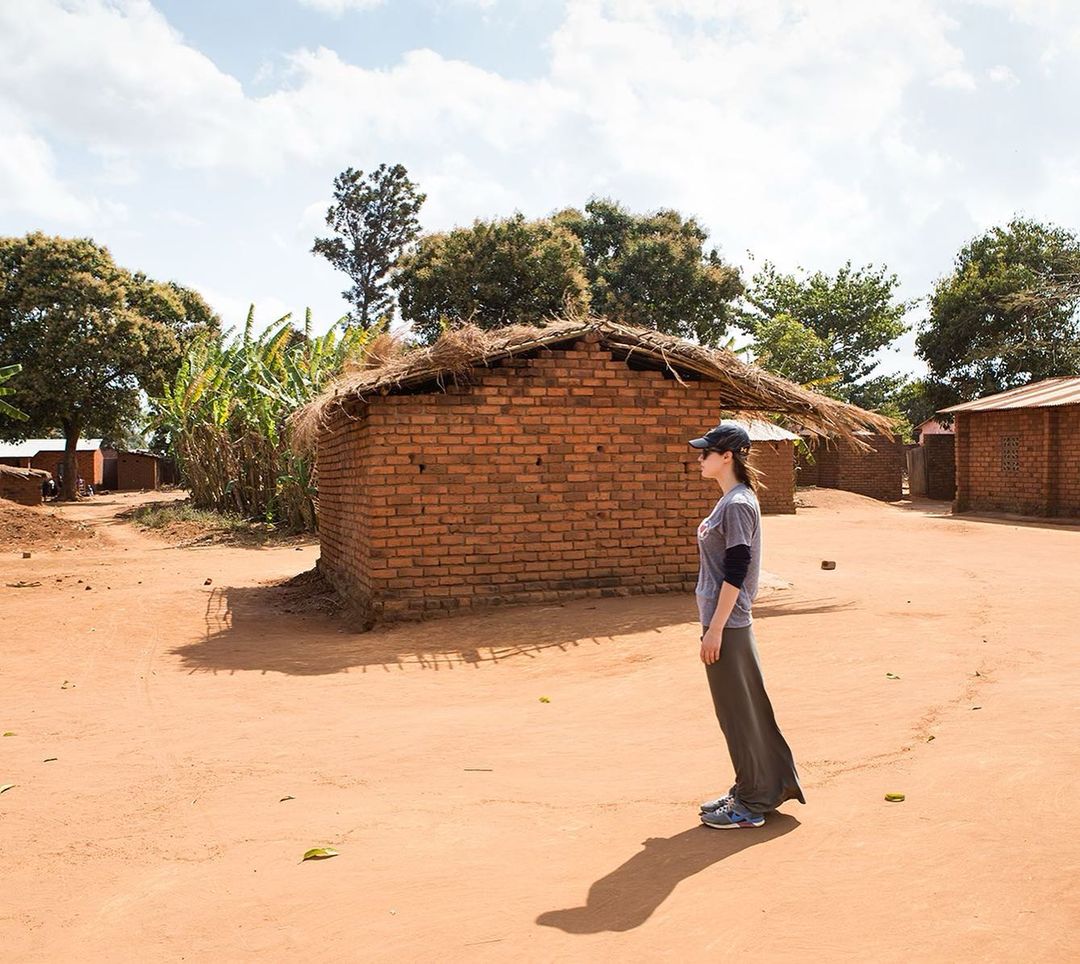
[940,376,1080,517]
[295,320,893,625]
[116,451,162,490]
[740,420,799,514]
[0,439,104,486]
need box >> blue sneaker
[699,792,735,813]
[700,799,765,829]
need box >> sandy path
[1,490,1077,962]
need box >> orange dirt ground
[2,489,1078,962]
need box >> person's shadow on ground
[536,813,799,933]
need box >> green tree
[0,363,28,421]
[0,233,219,499]
[555,199,743,345]
[312,163,426,328]
[395,213,590,343]
[746,312,840,391]
[738,260,912,407]
[917,218,1080,400]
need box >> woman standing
[689,421,805,829]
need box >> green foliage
[151,308,380,531]
[738,260,912,404]
[396,199,743,346]
[396,213,591,343]
[312,163,425,328]
[0,233,219,498]
[917,218,1080,400]
[555,199,743,345]
[745,313,840,391]
[0,363,28,421]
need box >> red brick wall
[750,441,795,514]
[0,457,32,469]
[30,449,103,485]
[316,334,792,624]
[796,434,903,502]
[924,433,956,501]
[0,469,45,505]
[117,452,160,490]
[1053,405,1080,515]
[956,405,1080,517]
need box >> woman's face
[697,448,731,481]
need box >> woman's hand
[700,627,723,664]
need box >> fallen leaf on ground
[885,672,901,680]
[539,696,551,703]
[302,847,338,861]
[279,795,295,802]
[43,757,57,763]
[885,793,906,802]
[0,784,14,794]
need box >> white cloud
[196,286,295,331]
[297,0,384,14]
[0,107,112,226]
[932,68,977,90]
[987,64,1019,85]
[5,0,1080,373]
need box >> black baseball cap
[688,421,752,454]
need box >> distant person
[689,422,805,828]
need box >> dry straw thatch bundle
[289,316,897,452]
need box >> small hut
[0,466,51,506]
[735,419,799,514]
[940,376,1080,517]
[293,319,893,625]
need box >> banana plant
[0,364,28,421]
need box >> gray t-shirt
[695,483,761,629]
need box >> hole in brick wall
[536,456,543,466]
[596,444,604,453]
[418,464,425,473]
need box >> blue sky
[3,0,1079,379]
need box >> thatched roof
[290,317,896,452]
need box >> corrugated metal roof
[0,438,105,458]
[939,377,1080,413]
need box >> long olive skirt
[703,624,806,815]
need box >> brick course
[316,334,794,624]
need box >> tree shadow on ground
[536,814,799,933]
[172,585,699,675]
[169,581,853,676]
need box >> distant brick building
[941,377,1080,517]
[0,466,50,505]
[741,421,798,514]
[796,432,905,502]
[299,320,891,626]
[0,439,104,487]
[116,451,161,490]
